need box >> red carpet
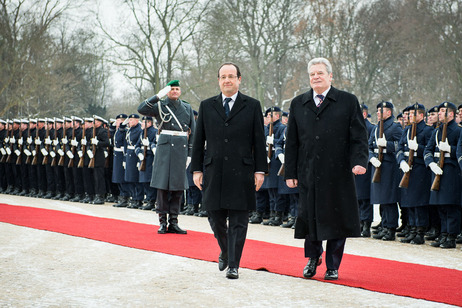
[1,203,461,306]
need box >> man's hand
[193,172,203,190]
[370,157,381,168]
[429,162,443,175]
[376,136,387,148]
[438,140,451,153]
[352,165,366,175]
[408,137,418,151]
[399,161,410,173]
[254,173,265,191]
[141,138,150,146]
[266,135,274,145]
[286,179,298,188]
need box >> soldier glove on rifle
[376,136,387,147]
[278,153,285,164]
[429,162,443,175]
[370,157,381,168]
[438,140,450,153]
[408,137,418,151]
[399,160,410,173]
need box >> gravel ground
[1,195,461,307]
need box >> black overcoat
[190,92,267,211]
[284,87,369,240]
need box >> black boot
[249,212,263,224]
[400,226,416,243]
[440,234,457,248]
[51,192,63,200]
[92,194,105,205]
[269,211,283,226]
[69,194,83,202]
[140,200,155,210]
[411,227,426,245]
[158,213,168,234]
[127,200,141,209]
[262,211,275,225]
[373,227,388,239]
[105,194,116,203]
[425,226,440,241]
[180,204,191,215]
[18,189,28,196]
[43,191,55,199]
[281,216,295,228]
[26,188,37,197]
[456,232,462,244]
[36,190,45,198]
[113,196,129,207]
[361,221,372,238]
[430,233,447,247]
[60,193,72,201]
[397,225,410,237]
[167,214,187,234]
[382,228,396,241]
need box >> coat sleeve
[348,99,369,168]
[284,99,299,180]
[190,101,206,172]
[252,100,268,173]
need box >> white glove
[267,156,271,163]
[400,160,410,173]
[278,153,285,164]
[370,157,381,168]
[14,149,21,156]
[141,138,149,146]
[62,137,68,144]
[104,151,108,158]
[266,135,274,145]
[27,136,32,144]
[376,136,387,147]
[408,137,418,151]
[138,153,144,161]
[10,136,15,143]
[53,139,58,146]
[6,147,11,155]
[78,151,83,158]
[45,137,52,145]
[67,151,74,159]
[0,148,5,155]
[438,140,451,153]
[122,118,130,126]
[429,162,443,175]
[32,150,36,156]
[91,137,98,145]
[35,138,41,145]
[87,150,94,159]
[81,138,87,146]
[41,148,48,156]
[58,149,64,156]
[186,156,191,168]
[18,138,23,145]
[156,85,172,98]
[71,139,78,147]
[50,151,56,158]
[123,161,126,169]
[24,149,31,156]
[4,137,9,143]
[153,148,156,155]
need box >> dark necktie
[316,94,324,107]
[224,97,232,117]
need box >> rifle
[51,117,58,167]
[105,125,111,168]
[42,119,50,165]
[31,120,40,165]
[431,106,449,191]
[77,119,87,168]
[15,120,24,165]
[58,118,65,166]
[399,103,418,188]
[266,107,274,175]
[0,120,8,163]
[88,116,96,168]
[68,117,76,168]
[25,118,32,165]
[4,122,13,163]
[372,103,385,183]
[139,117,148,171]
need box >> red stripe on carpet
[1,203,461,306]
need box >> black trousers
[82,167,95,195]
[63,167,74,194]
[207,209,249,269]
[72,167,84,194]
[156,190,183,215]
[304,237,346,270]
[54,165,65,194]
[93,167,105,195]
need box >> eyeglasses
[219,75,238,80]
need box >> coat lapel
[212,94,227,121]
[227,92,245,121]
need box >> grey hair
[308,57,333,74]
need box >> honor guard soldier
[396,103,434,244]
[369,101,403,241]
[356,104,376,237]
[52,118,66,200]
[104,119,118,203]
[78,117,95,203]
[41,118,56,199]
[25,119,38,197]
[456,118,462,245]
[0,119,7,192]
[68,117,85,202]
[16,119,30,196]
[112,114,131,207]
[124,114,144,209]
[8,119,21,194]
[424,102,461,249]
[138,79,195,234]
[427,106,439,128]
[60,117,75,201]
[135,116,158,210]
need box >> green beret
[167,80,180,87]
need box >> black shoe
[194,210,208,217]
[430,233,447,247]
[226,267,239,279]
[60,193,72,201]
[324,269,338,280]
[113,196,129,207]
[303,256,322,279]
[382,229,396,241]
[400,227,416,243]
[43,192,55,199]
[397,225,410,237]
[396,223,407,233]
[92,195,105,205]
[456,233,462,244]
[269,213,283,226]
[105,194,116,203]
[18,190,28,196]
[281,217,295,228]
[167,224,187,234]
[51,193,63,200]
[249,212,263,224]
[373,228,387,239]
[361,221,371,237]
[440,235,457,248]
[425,227,439,241]
[158,223,167,234]
[218,252,228,271]
[127,200,141,209]
[69,194,83,202]
[140,200,155,210]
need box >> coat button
[171,144,174,146]
[316,117,320,121]
[224,139,228,142]
[224,156,228,160]
[315,136,319,140]
[225,123,229,127]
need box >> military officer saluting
[138,79,195,234]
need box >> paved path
[1,195,460,307]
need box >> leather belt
[127,145,135,150]
[404,151,417,157]
[114,147,124,152]
[160,129,188,137]
[374,148,387,154]
[434,152,450,158]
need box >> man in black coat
[284,57,369,281]
[191,63,267,279]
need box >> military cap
[282,111,289,117]
[167,79,180,87]
[402,105,412,113]
[21,119,29,124]
[397,113,403,119]
[116,113,128,119]
[0,119,6,124]
[193,110,198,116]
[13,119,21,124]
[84,117,93,122]
[408,103,426,111]
[29,119,37,124]
[141,116,153,121]
[128,114,140,119]
[376,101,394,110]
[264,106,282,117]
[64,117,73,122]
[438,101,457,111]
[428,106,439,113]
[360,103,368,111]
[94,115,105,122]
[458,104,462,110]
[73,117,83,123]
[46,118,55,123]
[55,118,64,123]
